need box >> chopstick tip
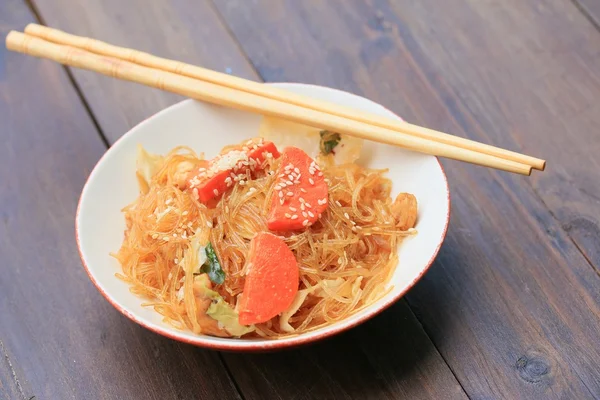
[24,23,40,34]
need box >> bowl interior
[76,83,449,350]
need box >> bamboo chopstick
[22,23,545,172]
[5,30,533,175]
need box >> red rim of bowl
[75,83,450,351]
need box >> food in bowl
[113,119,418,339]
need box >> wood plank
[0,1,241,399]
[31,1,468,398]
[211,0,600,398]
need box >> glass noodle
[113,144,416,339]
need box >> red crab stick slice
[267,147,328,231]
[238,232,299,325]
[187,139,279,203]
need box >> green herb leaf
[200,243,225,285]
[319,130,341,155]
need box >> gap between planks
[0,339,27,400]
[571,0,600,33]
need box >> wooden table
[2,1,600,399]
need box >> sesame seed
[300,188,307,193]
[299,197,305,203]
[309,169,315,176]
[302,219,309,226]
[242,146,249,151]
[291,214,298,219]
[280,182,287,188]
[286,180,293,186]
[309,178,315,185]
[300,203,306,210]
[239,180,246,185]
[182,210,189,216]
[294,167,300,174]
[213,189,219,196]
[279,191,284,198]
[305,202,312,208]
[308,211,315,218]
[344,212,350,219]
[253,144,258,150]
[274,185,282,191]
[174,258,179,264]
[289,207,297,212]
[285,213,292,218]
[335,201,342,207]
[302,211,308,218]
[249,187,257,193]
[352,226,357,232]
[356,226,363,230]
[351,220,356,225]
[206,220,213,228]
[192,188,199,199]
[173,233,178,237]
[286,191,294,197]
[152,233,158,239]
[279,198,285,205]
[266,152,273,159]
[288,174,294,180]
[279,174,285,178]
[318,172,324,177]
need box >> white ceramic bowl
[76,83,450,351]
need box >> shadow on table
[92,253,454,399]
[215,257,455,399]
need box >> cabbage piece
[194,277,255,337]
[279,287,314,333]
[136,144,164,192]
[187,228,210,274]
[207,298,255,337]
[259,117,363,164]
[279,278,351,333]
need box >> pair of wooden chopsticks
[5,24,545,175]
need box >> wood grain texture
[211,0,600,398]
[0,1,241,399]
[23,0,467,399]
